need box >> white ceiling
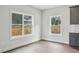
[31,5,62,10]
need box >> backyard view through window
[50,16,61,34]
[11,11,33,38]
[12,13,22,36]
[24,15,32,34]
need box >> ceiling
[31,5,62,10]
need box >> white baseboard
[41,37,69,44]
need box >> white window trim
[49,15,62,36]
[10,11,34,39]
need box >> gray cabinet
[69,33,79,47]
[70,6,79,24]
[69,6,79,47]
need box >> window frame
[49,15,62,36]
[10,11,34,39]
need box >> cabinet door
[69,33,76,46]
[69,33,79,47]
[76,34,79,46]
[70,6,79,24]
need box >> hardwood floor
[5,40,79,53]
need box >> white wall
[0,5,41,52]
[42,6,70,44]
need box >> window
[11,11,33,39]
[49,15,62,35]
[24,15,32,35]
[12,13,22,36]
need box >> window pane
[24,21,32,25]
[24,25,32,34]
[51,16,61,34]
[12,25,22,36]
[24,15,32,21]
[12,13,22,24]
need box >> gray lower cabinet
[69,33,79,47]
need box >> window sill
[12,34,32,39]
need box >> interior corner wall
[0,5,41,52]
[42,6,70,44]
[0,5,76,53]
